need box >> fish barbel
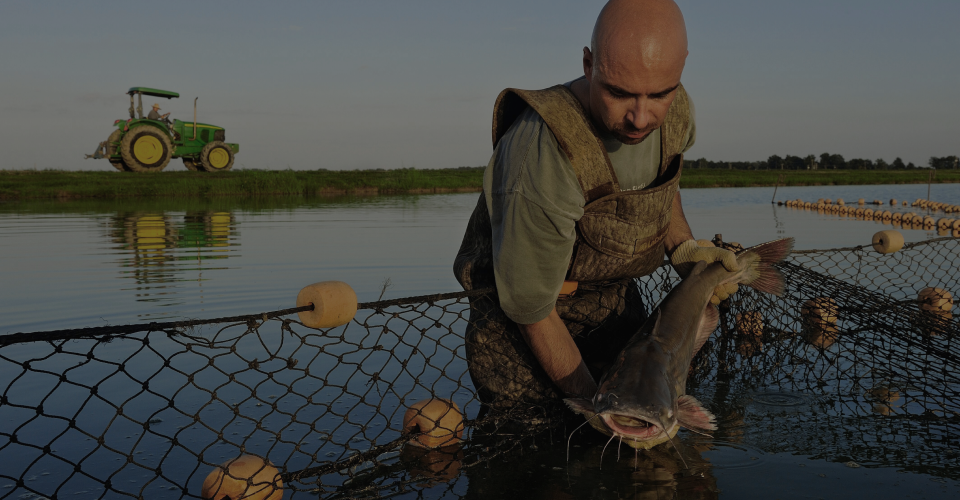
[566,238,794,450]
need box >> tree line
[687,154,959,171]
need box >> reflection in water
[461,426,719,500]
[108,211,238,303]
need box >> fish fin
[564,398,595,416]
[693,304,720,355]
[676,394,717,432]
[689,260,709,277]
[738,237,794,296]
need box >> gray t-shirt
[484,89,696,324]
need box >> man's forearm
[663,190,694,253]
[518,308,597,399]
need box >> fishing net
[1,237,958,499]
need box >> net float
[890,199,897,206]
[937,218,953,230]
[891,213,903,224]
[863,208,875,219]
[858,198,865,205]
[918,287,953,313]
[872,230,904,254]
[735,311,764,338]
[402,398,465,449]
[296,281,358,329]
[880,210,892,221]
[801,297,839,348]
[201,455,283,500]
[922,216,936,228]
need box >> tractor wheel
[105,130,130,171]
[120,126,173,172]
[182,158,200,171]
[199,141,235,172]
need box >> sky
[1,0,957,171]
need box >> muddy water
[1,183,958,498]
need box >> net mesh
[1,237,958,499]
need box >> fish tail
[737,237,794,296]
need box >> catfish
[566,238,794,450]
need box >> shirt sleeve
[484,107,584,324]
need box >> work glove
[669,239,740,305]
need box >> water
[1,183,958,498]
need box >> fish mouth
[600,413,669,441]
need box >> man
[453,0,739,417]
[147,103,170,122]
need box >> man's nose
[627,99,652,131]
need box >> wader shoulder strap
[492,85,619,202]
[658,83,692,176]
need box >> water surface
[1,183,958,498]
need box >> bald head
[574,0,688,145]
[591,0,687,75]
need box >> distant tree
[875,158,889,170]
[891,157,906,169]
[819,153,831,168]
[929,156,960,169]
[804,155,817,170]
[828,154,846,169]
[784,155,804,170]
[768,154,783,170]
[907,162,917,169]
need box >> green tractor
[86,87,240,172]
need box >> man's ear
[582,47,593,81]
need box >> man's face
[582,47,685,145]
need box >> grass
[1,168,957,200]
[679,169,960,189]
[0,168,485,200]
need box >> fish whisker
[600,433,617,471]
[617,435,622,462]
[567,413,600,462]
[659,417,689,470]
[682,427,713,438]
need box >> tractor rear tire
[120,126,173,172]
[199,141,235,172]
[105,130,130,172]
[182,158,200,171]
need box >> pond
[1,183,958,499]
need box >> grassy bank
[0,168,485,200]
[679,169,960,188]
[1,168,958,200]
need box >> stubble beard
[608,123,654,146]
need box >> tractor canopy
[128,87,179,99]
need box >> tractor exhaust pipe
[192,97,198,140]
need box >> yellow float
[296,281,358,329]
[201,455,283,500]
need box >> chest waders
[454,84,692,414]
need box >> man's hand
[518,309,597,399]
[669,239,740,304]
